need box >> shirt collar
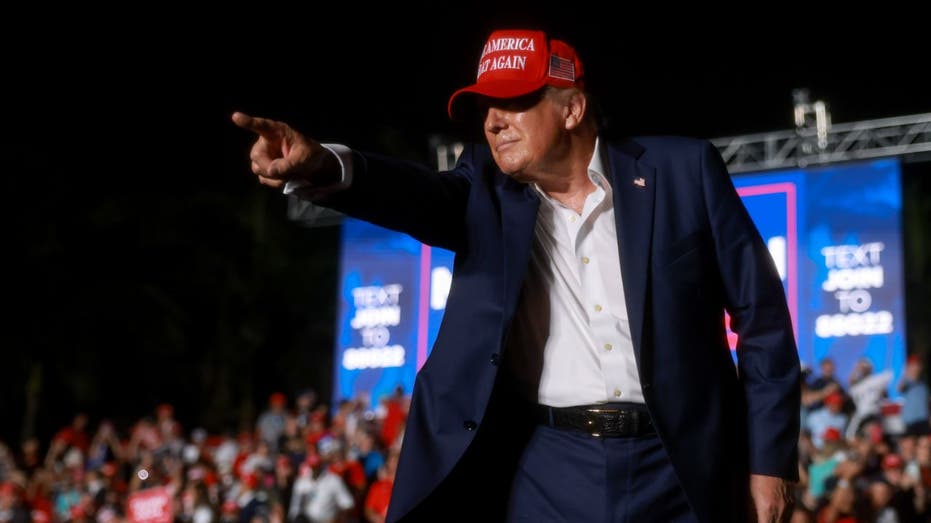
[589,137,610,196]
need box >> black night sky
[4,6,929,445]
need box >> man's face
[481,89,567,183]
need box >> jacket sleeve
[316,146,476,253]
[700,140,801,480]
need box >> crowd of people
[1,356,929,523]
[0,388,409,523]
[794,355,930,522]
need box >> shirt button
[604,343,613,351]
[614,389,622,398]
[463,420,477,431]
[594,304,602,312]
[490,353,500,366]
[581,257,590,264]
[569,215,577,223]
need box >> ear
[564,89,587,130]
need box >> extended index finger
[231,111,287,139]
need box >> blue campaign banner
[733,158,906,397]
[425,247,456,367]
[333,218,454,406]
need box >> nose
[484,107,507,134]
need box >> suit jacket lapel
[607,143,655,364]
[496,175,540,316]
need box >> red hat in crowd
[882,453,903,470]
[269,392,287,407]
[203,471,218,487]
[447,29,584,119]
[0,482,19,497]
[299,454,321,477]
[100,462,118,477]
[824,391,844,407]
[907,354,921,365]
[242,473,258,489]
[823,427,842,442]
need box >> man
[804,357,845,412]
[233,27,800,522]
[256,391,288,448]
[898,355,930,436]
[805,391,849,449]
[846,357,894,439]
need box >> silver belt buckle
[584,408,619,438]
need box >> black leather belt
[536,403,655,438]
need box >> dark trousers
[507,425,698,523]
[400,374,700,522]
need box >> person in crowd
[0,481,30,523]
[46,413,90,467]
[847,358,894,439]
[805,357,848,413]
[898,356,930,437]
[808,392,851,449]
[364,450,398,523]
[85,420,123,471]
[257,393,289,449]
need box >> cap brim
[447,79,548,120]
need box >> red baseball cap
[269,392,287,406]
[447,29,584,119]
[824,391,844,407]
[882,453,903,469]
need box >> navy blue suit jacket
[322,136,800,523]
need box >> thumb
[267,156,298,178]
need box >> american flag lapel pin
[633,177,646,187]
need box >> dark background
[4,5,929,445]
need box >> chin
[495,156,534,183]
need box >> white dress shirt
[505,138,644,407]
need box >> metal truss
[712,112,931,174]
